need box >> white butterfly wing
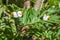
[13,12,18,18]
[17,11,22,17]
[43,16,48,21]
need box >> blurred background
[0,0,60,40]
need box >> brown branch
[34,0,45,11]
[24,0,30,10]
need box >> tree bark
[34,0,44,11]
[24,0,30,10]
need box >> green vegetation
[0,0,60,40]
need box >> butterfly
[43,14,51,21]
[11,11,23,18]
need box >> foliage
[0,0,60,40]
